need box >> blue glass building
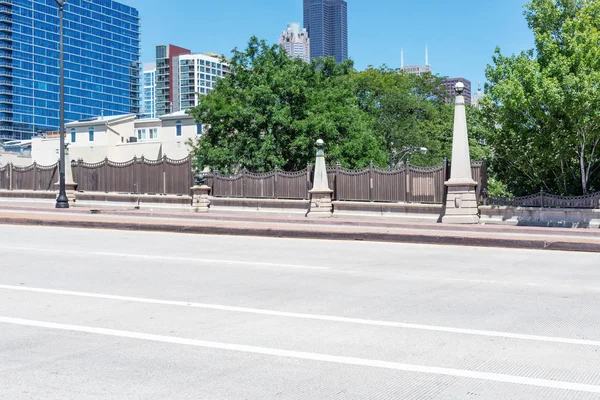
[303,0,347,63]
[0,0,140,140]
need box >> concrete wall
[0,152,34,167]
[480,206,600,229]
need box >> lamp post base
[55,193,69,209]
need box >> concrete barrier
[332,201,442,222]
[480,206,600,228]
[209,197,310,214]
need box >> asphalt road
[1,225,600,399]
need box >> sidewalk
[1,203,600,252]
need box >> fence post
[306,163,312,199]
[274,167,279,199]
[335,162,341,201]
[369,162,374,202]
[162,155,167,194]
[406,161,412,203]
[139,155,145,195]
[8,162,12,191]
[241,168,246,198]
[32,161,37,191]
[132,156,137,194]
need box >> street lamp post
[55,0,68,209]
[389,147,428,169]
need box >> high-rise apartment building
[279,23,310,63]
[171,53,229,112]
[155,44,191,117]
[142,63,156,119]
[441,78,472,104]
[303,0,347,63]
[0,0,141,140]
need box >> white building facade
[279,23,310,63]
[31,111,202,165]
[142,63,157,119]
[172,53,229,113]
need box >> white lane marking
[0,246,328,271]
[1,284,599,348]
[1,316,599,394]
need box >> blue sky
[124,0,534,88]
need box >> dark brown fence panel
[326,165,336,200]
[409,164,445,203]
[372,167,407,202]
[243,171,275,198]
[335,167,370,201]
[11,164,35,190]
[0,165,9,190]
[34,163,58,191]
[105,159,136,193]
[73,159,108,192]
[164,157,192,195]
[140,158,165,194]
[211,174,244,197]
[275,169,310,199]
[471,160,488,203]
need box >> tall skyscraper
[0,0,141,140]
[142,63,156,119]
[155,44,191,117]
[279,23,310,63]
[171,52,229,112]
[303,0,348,63]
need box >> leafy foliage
[483,0,600,195]
[189,37,491,174]
[189,37,386,173]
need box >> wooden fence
[205,168,312,200]
[206,160,488,204]
[0,156,193,195]
[0,162,59,191]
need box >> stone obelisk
[442,82,480,224]
[307,139,333,218]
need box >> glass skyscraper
[142,63,156,119]
[303,0,347,63]
[0,0,141,140]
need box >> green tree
[188,37,387,173]
[354,67,444,166]
[484,0,600,195]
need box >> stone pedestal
[442,181,480,224]
[308,189,333,218]
[307,139,333,218]
[442,82,480,224]
[191,185,211,212]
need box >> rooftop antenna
[425,45,429,66]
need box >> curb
[1,217,599,253]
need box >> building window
[149,128,158,139]
[88,127,94,142]
[70,128,76,143]
[137,128,147,140]
[176,121,182,136]
[196,123,203,135]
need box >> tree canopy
[483,0,600,195]
[189,37,488,174]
